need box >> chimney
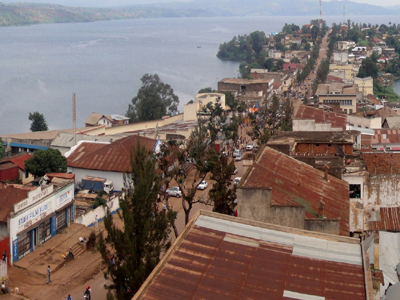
[323,164,330,181]
[319,199,325,218]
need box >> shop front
[9,181,74,264]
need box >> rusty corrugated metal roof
[134,212,366,300]
[368,207,400,231]
[363,153,400,175]
[241,146,350,235]
[67,135,157,173]
[294,105,347,130]
[0,186,29,222]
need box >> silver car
[166,186,182,197]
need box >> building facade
[8,180,75,264]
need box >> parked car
[246,142,255,151]
[235,153,243,161]
[233,149,241,157]
[197,180,208,190]
[234,177,242,186]
[166,186,182,197]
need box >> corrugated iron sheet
[294,105,347,130]
[241,146,350,235]
[369,207,400,231]
[363,153,400,175]
[67,135,157,172]
[137,215,366,300]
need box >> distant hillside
[0,0,397,27]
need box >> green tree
[357,57,379,79]
[0,138,5,159]
[290,57,300,64]
[198,87,214,93]
[126,74,179,123]
[97,141,175,299]
[25,149,67,178]
[209,152,236,215]
[250,30,267,55]
[29,111,48,132]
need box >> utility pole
[343,4,345,25]
[319,0,322,28]
[73,93,76,146]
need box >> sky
[1,0,399,8]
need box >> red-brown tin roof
[294,105,347,130]
[242,146,350,235]
[134,212,366,300]
[67,135,158,173]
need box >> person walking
[46,265,51,284]
[66,293,72,300]
[95,215,99,229]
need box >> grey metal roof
[51,132,124,148]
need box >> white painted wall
[292,119,342,132]
[75,194,121,227]
[67,167,125,191]
[364,175,400,209]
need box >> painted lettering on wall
[18,204,49,227]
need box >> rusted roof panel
[294,105,347,130]
[135,213,366,300]
[0,186,29,222]
[363,152,400,175]
[242,146,350,235]
[368,207,400,231]
[67,135,157,173]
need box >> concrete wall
[292,119,342,132]
[84,114,185,136]
[237,188,272,222]
[364,174,400,208]
[329,64,354,81]
[354,77,373,97]
[75,194,120,227]
[318,94,357,114]
[347,115,381,130]
[304,219,340,235]
[269,206,305,229]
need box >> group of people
[64,286,91,300]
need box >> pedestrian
[46,265,51,284]
[95,215,98,229]
[66,293,72,300]
[1,281,6,294]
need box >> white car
[246,142,255,151]
[166,186,182,197]
[233,149,241,158]
[197,180,208,190]
[235,153,243,161]
[234,177,242,186]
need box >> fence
[0,260,7,280]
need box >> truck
[81,176,114,194]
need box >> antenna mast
[73,93,76,146]
[343,4,345,25]
[319,0,322,28]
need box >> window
[39,219,51,244]
[56,211,67,231]
[18,231,30,257]
[349,184,361,199]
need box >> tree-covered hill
[0,0,398,27]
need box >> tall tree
[208,152,236,215]
[29,111,48,132]
[0,138,5,159]
[97,141,176,300]
[357,57,379,79]
[126,74,179,123]
[25,149,66,177]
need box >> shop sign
[56,189,73,209]
[14,185,53,213]
[17,202,51,232]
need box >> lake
[1,15,400,134]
